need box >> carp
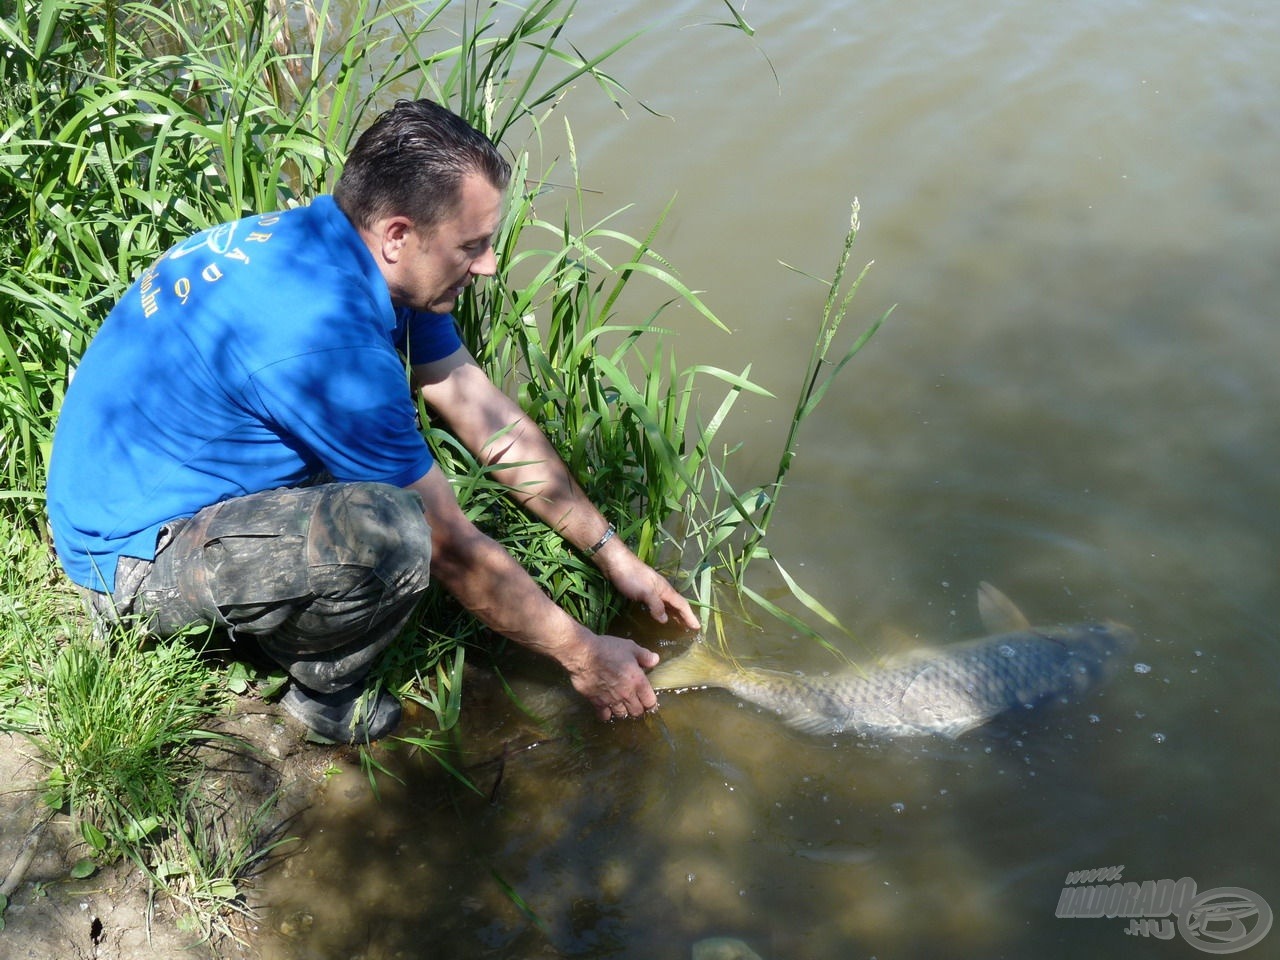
[649,583,1134,738]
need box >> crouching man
[46,99,699,743]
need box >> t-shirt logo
[139,214,280,316]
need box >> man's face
[395,172,503,314]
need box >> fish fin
[977,581,1031,633]
[782,710,849,737]
[648,639,733,692]
[898,664,984,738]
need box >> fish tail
[648,638,734,691]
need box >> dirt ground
[0,700,347,960]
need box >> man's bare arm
[412,347,700,630]
[407,466,664,719]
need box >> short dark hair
[333,99,511,231]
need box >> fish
[649,583,1135,738]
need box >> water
[259,2,1280,957]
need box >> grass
[0,528,301,943]
[0,0,886,942]
[155,780,297,942]
[33,630,218,838]
[0,514,285,943]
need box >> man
[46,99,699,743]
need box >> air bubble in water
[1134,662,1152,674]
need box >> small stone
[692,936,764,960]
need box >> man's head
[334,99,511,233]
[337,100,511,313]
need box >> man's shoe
[280,683,402,743]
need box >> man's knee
[308,482,431,596]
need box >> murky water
[259,2,1280,957]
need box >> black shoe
[281,683,402,743]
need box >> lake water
[258,2,1280,957]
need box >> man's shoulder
[159,196,345,269]
[143,196,379,324]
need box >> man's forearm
[430,515,588,657]
[475,414,615,554]
[417,476,660,720]
[416,355,611,555]
[414,351,687,622]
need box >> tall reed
[2,0,888,935]
[2,0,883,747]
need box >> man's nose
[470,245,498,277]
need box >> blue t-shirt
[47,196,462,593]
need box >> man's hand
[561,629,663,721]
[569,547,700,722]
[412,352,702,721]
[593,539,701,632]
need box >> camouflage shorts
[86,482,432,692]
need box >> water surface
[260,2,1280,957]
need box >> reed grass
[1,0,888,707]
[1,0,885,935]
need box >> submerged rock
[692,936,765,960]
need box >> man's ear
[381,216,415,263]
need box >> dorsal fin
[977,581,1031,633]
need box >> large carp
[649,583,1135,738]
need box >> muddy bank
[0,702,351,959]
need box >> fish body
[649,584,1134,739]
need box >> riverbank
[0,700,349,959]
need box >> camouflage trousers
[85,482,432,693]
